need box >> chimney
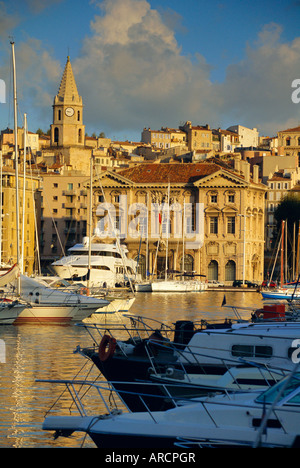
[241,160,250,182]
[234,157,240,173]
[253,165,259,183]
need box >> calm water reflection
[0,290,263,448]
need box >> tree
[274,194,300,230]
[274,194,300,281]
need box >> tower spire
[55,56,81,104]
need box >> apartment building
[141,127,188,151]
[40,171,89,267]
[180,121,213,152]
[0,166,40,274]
[227,125,259,148]
[277,125,300,162]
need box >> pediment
[92,170,135,188]
[194,169,247,188]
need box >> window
[232,345,272,358]
[54,127,59,143]
[228,194,235,203]
[256,373,300,405]
[227,216,235,234]
[208,260,218,281]
[211,195,217,203]
[210,217,218,234]
[225,260,236,281]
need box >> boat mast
[280,219,285,287]
[21,113,27,274]
[87,151,93,291]
[11,41,21,293]
[165,182,170,280]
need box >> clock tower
[50,56,85,147]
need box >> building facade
[0,167,40,274]
[40,171,89,267]
[92,162,266,284]
[277,125,300,162]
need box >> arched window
[54,127,59,143]
[208,260,218,281]
[225,260,236,282]
[135,254,146,278]
[58,110,61,120]
[286,137,291,146]
[77,110,80,121]
[78,128,82,143]
[180,254,194,272]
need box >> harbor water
[0,290,263,448]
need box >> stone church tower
[50,56,85,147]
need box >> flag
[159,212,162,224]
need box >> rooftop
[117,162,227,184]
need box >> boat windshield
[256,372,300,405]
[69,250,121,258]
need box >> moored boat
[40,369,300,448]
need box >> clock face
[65,107,74,117]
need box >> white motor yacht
[51,238,140,288]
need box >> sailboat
[261,220,300,300]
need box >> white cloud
[219,22,300,135]
[74,0,217,137]
[0,37,61,131]
[2,1,300,139]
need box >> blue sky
[1,0,300,141]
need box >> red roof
[117,162,223,184]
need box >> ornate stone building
[277,125,300,163]
[0,166,40,274]
[92,161,266,284]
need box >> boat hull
[151,280,207,292]
[261,290,300,300]
[13,304,104,324]
[0,304,26,324]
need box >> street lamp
[238,213,253,286]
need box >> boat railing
[76,313,228,348]
[36,373,298,444]
[77,314,179,345]
[145,338,289,390]
[36,378,186,421]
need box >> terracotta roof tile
[116,163,222,184]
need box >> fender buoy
[98,334,117,361]
[80,287,89,296]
